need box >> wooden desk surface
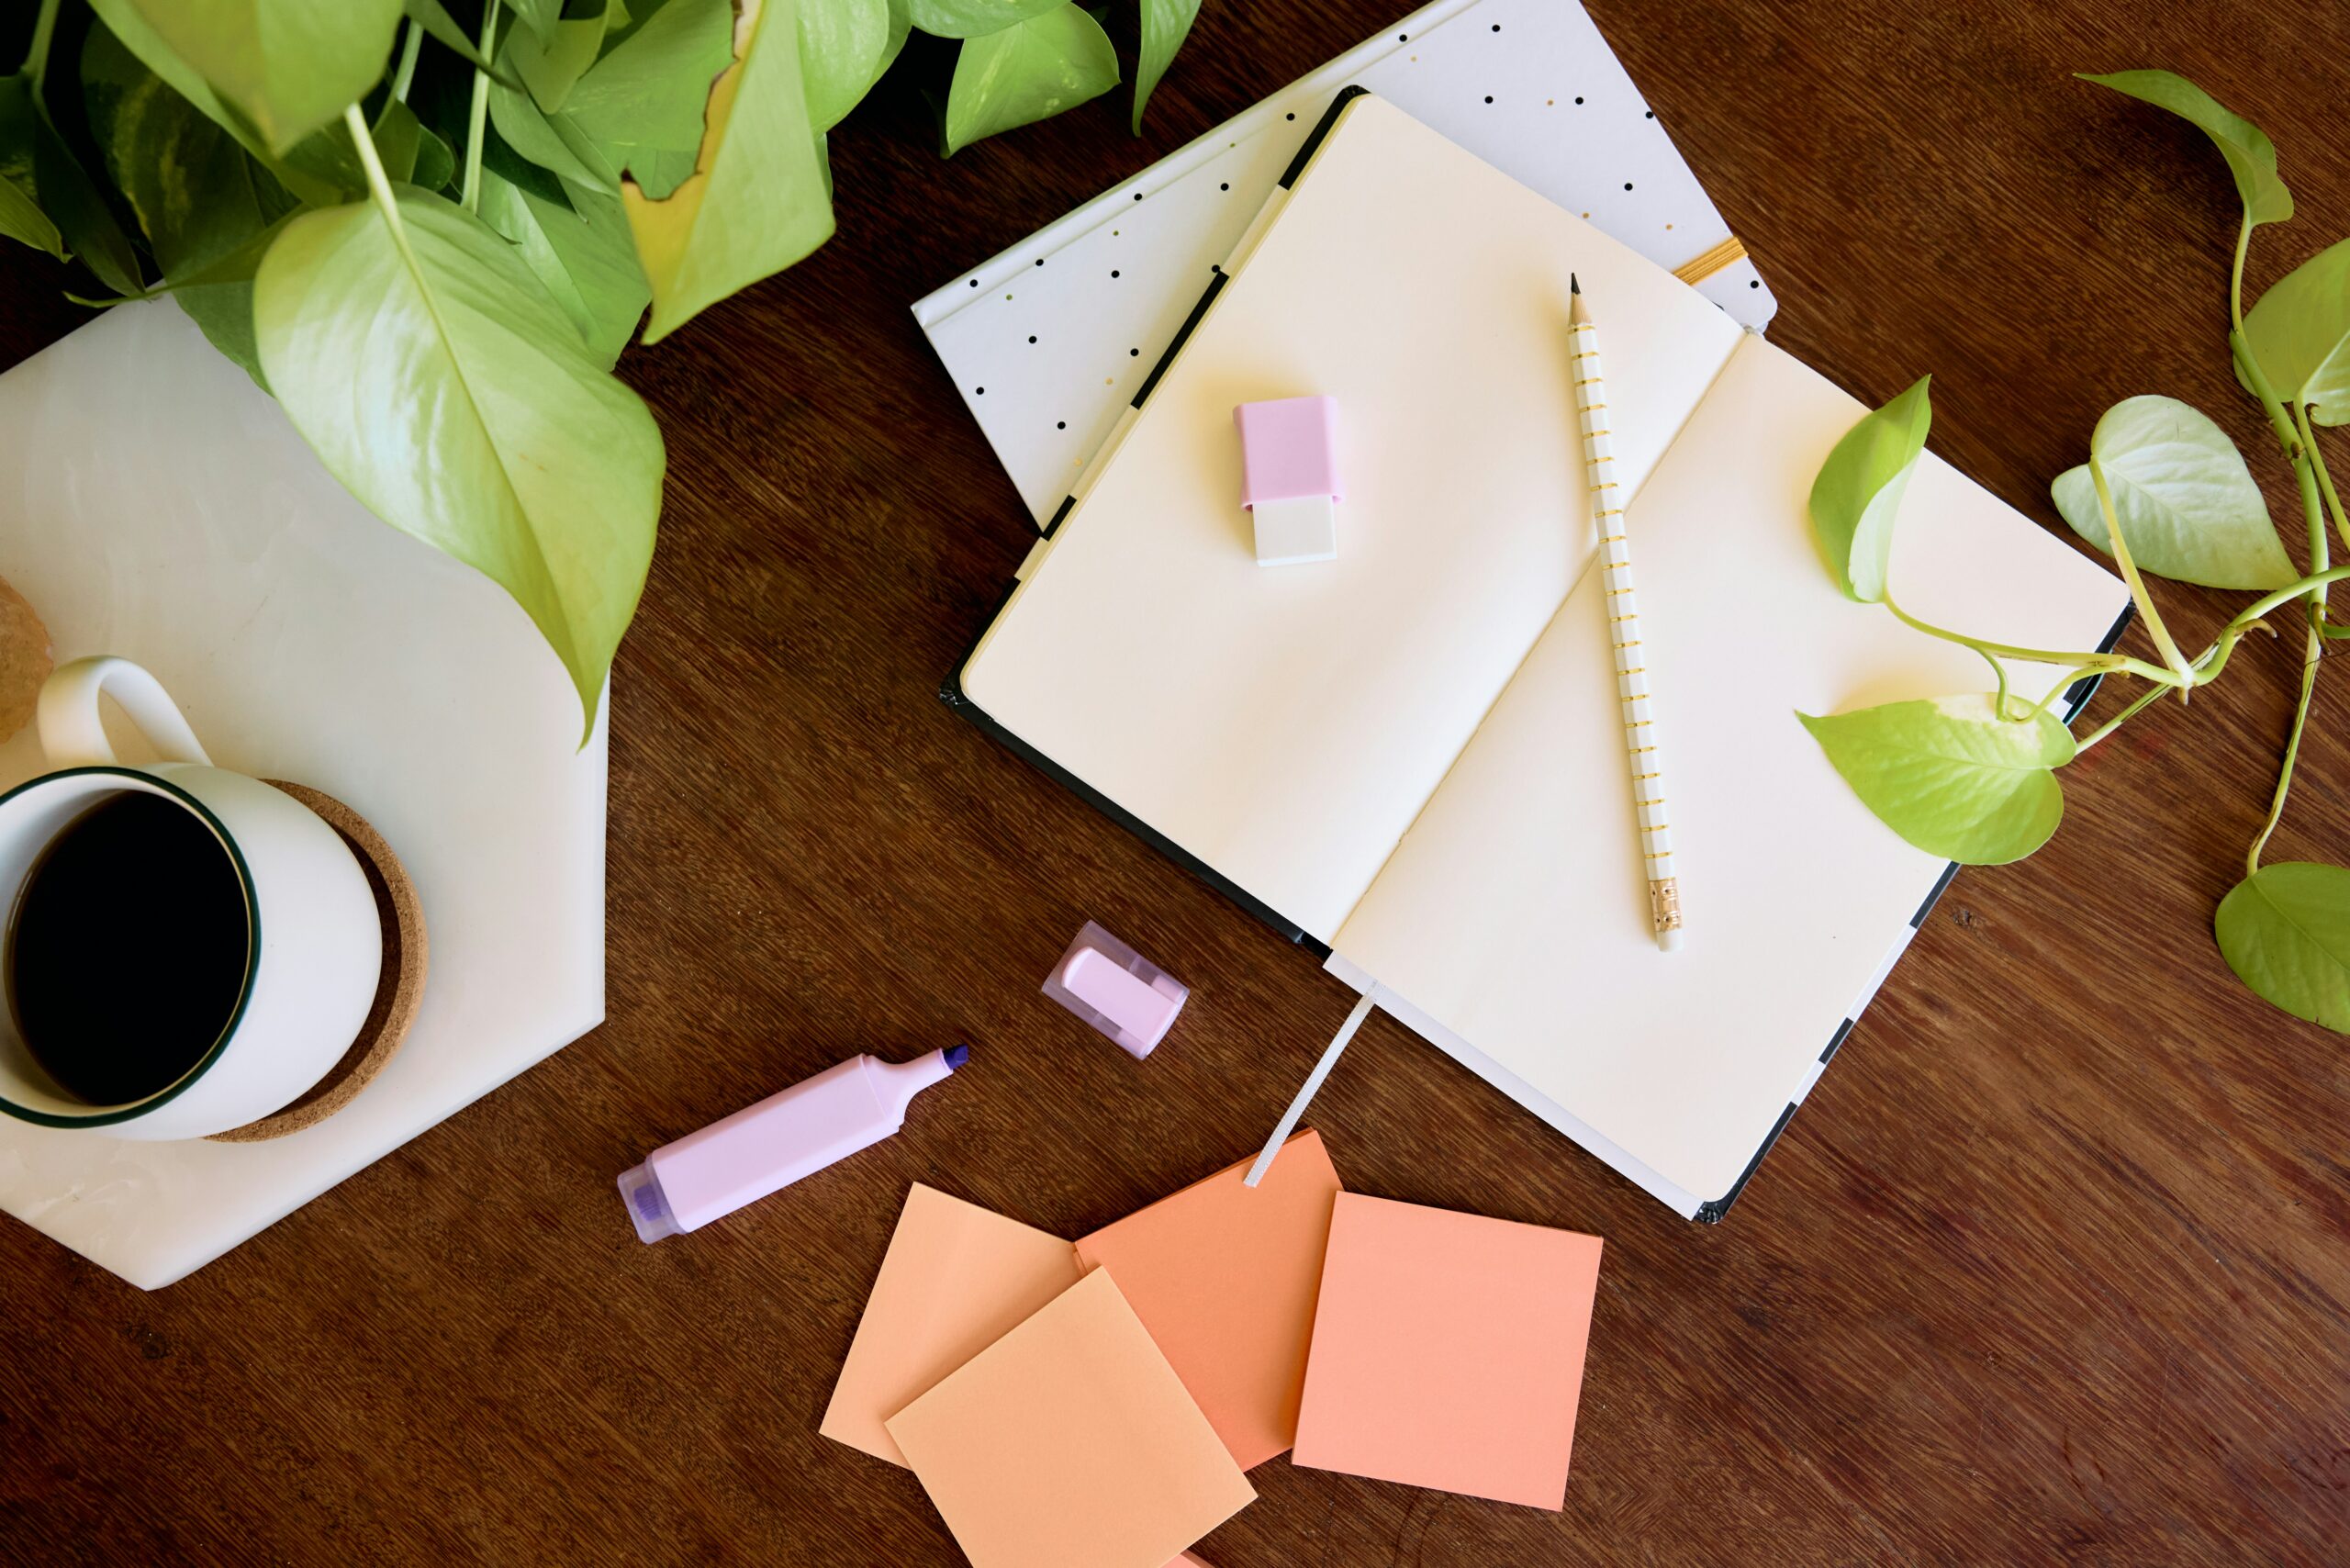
[6,3,2348,1562]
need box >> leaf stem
[2074,680,2169,753]
[392,17,424,103]
[2088,456,2194,686]
[2247,624,2322,878]
[2229,209,2251,334]
[1882,596,2178,685]
[26,0,59,91]
[463,2,501,212]
[2300,408,2349,556]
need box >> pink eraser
[1234,396,1342,510]
[1042,921,1188,1058]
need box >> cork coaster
[207,782,427,1143]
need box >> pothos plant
[1801,71,2350,1032]
[0,0,1203,739]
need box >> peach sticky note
[820,1184,1083,1465]
[1292,1193,1604,1510]
[1075,1128,1343,1469]
[887,1269,1255,1568]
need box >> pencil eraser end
[1042,920,1187,1058]
[1656,927,1684,952]
[1236,396,1341,566]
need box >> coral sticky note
[887,1269,1255,1568]
[820,1184,1083,1465]
[1292,1193,1604,1510]
[1075,1128,1343,1469]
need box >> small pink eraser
[1042,921,1188,1058]
[1235,396,1342,510]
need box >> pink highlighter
[618,1047,968,1242]
[1043,921,1188,1058]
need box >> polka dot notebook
[913,0,1776,527]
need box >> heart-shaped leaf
[622,0,834,343]
[944,3,1118,156]
[1807,375,1930,603]
[2079,70,2291,228]
[2238,235,2350,427]
[123,0,404,154]
[505,0,614,112]
[491,76,621,194]
[1798,694,2075,864]
[2050,395,2292,589]
[254,186,664,739]
[910,0,1068,39]
[479,170,649,368]
[1134,0,1201,133]
[799,0,907,133]
[2215,861,2350,1032]
[87,0,364,205]
[18,78,144,296]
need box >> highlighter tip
[943,1044,971,1070]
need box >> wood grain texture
[5,2,2350,1562]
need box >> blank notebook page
[1330,332,2128,1204]
[960,96,1742,942]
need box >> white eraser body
[1253,495,1337,566]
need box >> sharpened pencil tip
[1569,272,1581,294]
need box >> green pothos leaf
[2215,862,2350,1032]
[122,0,405,154]
[0,76,64,261]
[2078,71,2291,228]
[910,0,1068,39]
[1134,0,1199,132]
[561,0,736,200]
[1798,694,2074,865]
[799,0,907,134]
[944,3,1118,156]
[2239,236,2350,427]
[622,0,834,343]
[254,187,664,740]
[401,0,520,85]
[479,169,649,368]
[2050,395,2292,589]
[1807,375,1930,604]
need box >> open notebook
[945,92,2131,1218]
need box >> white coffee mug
[0,657,383,1139]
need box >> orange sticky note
[1292,1193,1603,1510]
[820,1184,1083,1465]
[1075,1128,1343,1469]
[887,1269,1255,1568]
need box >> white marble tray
[0,300,606,1290]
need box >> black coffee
[8,792,249,1105]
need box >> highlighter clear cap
[617,1160,680,1244]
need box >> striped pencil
[1568,274,1683,950]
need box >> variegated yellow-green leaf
[563,0,737,198]
[2050,395,2292,589]
[254,187,664,739]
[1134,0,1200,132]
[2239,236,2350,428]
[1807,375,1930,603]
[123,0,403,154]
[1797,694,2074,864]
[2078,70,2291,228]
[944,3,1118,156]
[2215,862,2350,1032]
[623,0,834,343]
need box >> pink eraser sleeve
[1235,397,1342,510]
[1042,921,1188,1058]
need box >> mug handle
[37,655,214,769]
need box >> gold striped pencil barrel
[1568,275,1683,950]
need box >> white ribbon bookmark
[1243,987,1382,1188]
